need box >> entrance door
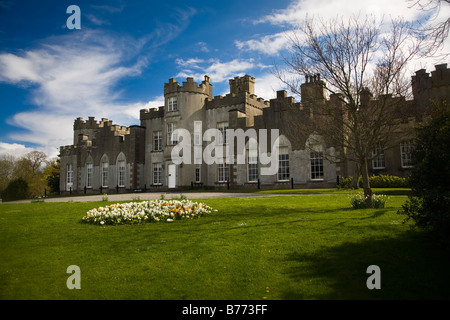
[168,164,176,188]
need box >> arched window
[86,156,93,188]
[116,152,126,187]
[100,154,109,188]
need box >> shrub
[369,175,409,188]
[350,192,388,209]
[339,175,409,189]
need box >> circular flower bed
[81,199,215,225]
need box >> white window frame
[118,160,126,187]
[310,152,324,181]
[153,163,162,185]
[372,147,385,169]
[101,161,109,188]
[248,150,258,182]
[86,163,93,188]
[153,130,162,151]
[278,147,290,181]
[168,96,177,112]
[194,121,202,146]
[218,162,230,182]
[400,140,414,168]
[67,164,74,189]
[167,123,178,145]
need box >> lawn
[1,194,449,300]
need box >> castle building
[59,64,450,193]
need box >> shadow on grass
[282,230,450,300]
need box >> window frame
[400,140,414,168]
[310,151,324,181]
[277,147,290,181]
[153,130,162,151]
[101,161,109,188]
[217,162,230,183]
[86,163,93,188]
[118,160,126,187]
[168,96,177,112]
[167,123,178,145]
[153,163,162,185]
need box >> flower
[81,199,216,225]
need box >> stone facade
[59,64,450,193]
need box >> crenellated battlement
[74,117,129,134]
[205,91,269,110]
[412,63,450,92]
[164,75,213,98]
[140,106,164,120]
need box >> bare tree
[408,0,450,55]
[276,14,422,206]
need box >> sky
[0,0,449,159]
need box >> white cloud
[240,0,448,59]
[235,32,290,56]
[0,142,38,158]
[0,30,163,159]
[256,0,422,27]
[175,58,256,83]
[254,73,286,100]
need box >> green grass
[1,194,449,300]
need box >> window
[401,140,414,168]
[167,123,178,145]
[118,160,125,187]
[153,131,162,151]
[86,163,93,188]
[248,150,258,182]
[168,97,177,112]
[217,121,229,145]
[195,164,201,183]
[218,162,230,182]
[372,147,385,169]
[153,163,162,185]
[102,161,109,187]
[67,164,73,188]
[310,152,324,180]
[194,121,202,146]
[278,147,290,181]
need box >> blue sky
[0,0,448,159]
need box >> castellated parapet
[205,92,269,111]
[140,106,164,120]
[164,75,213,98]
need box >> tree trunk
[361,157,373,207]
[351,163,361,189]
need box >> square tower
[229,75,255,95]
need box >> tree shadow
[282,231,450,300]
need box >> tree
[398,103,450,242]
[2,178,29,202]
[275,14,422,206]
[408,0,450,55]
[43,157,60,194]
[0,154,15,196]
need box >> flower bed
[81,199,215,225]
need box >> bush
[339,175,409,189]
[1,178,29,201]
[369,175,409,188]
[350,192,388,209]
